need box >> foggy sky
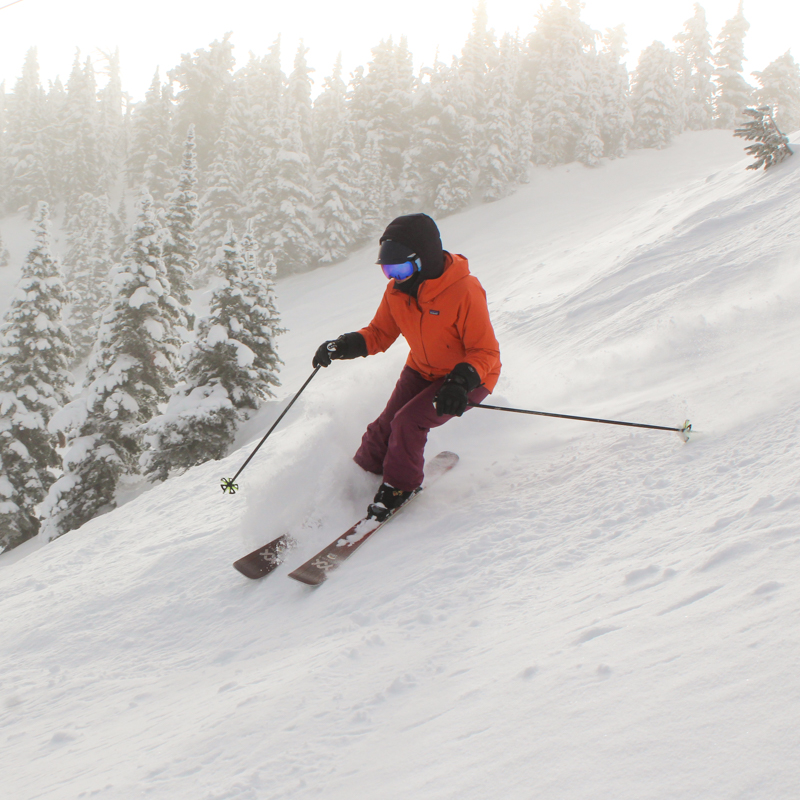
[1,0,797,100]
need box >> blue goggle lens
[381,260,418,280]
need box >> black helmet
[378,213,444,280]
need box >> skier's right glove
[312,332,368,368]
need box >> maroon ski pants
[353,365,490,491]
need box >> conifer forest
[1,0,799,553]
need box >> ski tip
[679,420,692,443]
[232,561,262,580]
[287,567,326,587]
[232,534,293,580]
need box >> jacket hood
[418,253,470,302]
[380,213,444,282]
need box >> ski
[288,451,458,587]
[233,534,294,580]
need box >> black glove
[434,363,481,417]
[312,332,368,368]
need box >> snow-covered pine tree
[42,76,68,201]
[674,4,715,131]
[48,57,78,201]
[316,122,362,262]
[89,190,183,402]
[350,37,415,184]
[60,53,105,205]
[127,69,175,204]
[460,0,533,189]
[346,64,368,135]
[237,40,285,143]
[141,380,237,484]
[0,393,48,551]
[0,203,74,413]
[196,95,248,279]
[252,40,318,272]
[230,220,283,398]
[398,57,454,212]
[0,203,73,550]
[434,159,474,216]
[141,83,178,209]
[142,223,283,482]
[109,193,128,263]
[458,0,498,179]
[631,41,682,149]
[312,54,348,164]
[358,135,394,239]
[596,25,634,159]
[286,43,315,159]
[97,48,125,191]
[433,76,475,216]
[397,52,476,216]
[79,214,114,351]
[2,48,52,215]
[268,111,320,274]
[734,105,794,170]
[40,192,182,538]
[229,72,261,208]
[241,39,286,257]
[0,229,9,268]
[713,1,753,129]
[62,193,113,362]
[753,52,800,135]
[142,124,177,208]
[522,0,605,167]
[240,220,284,364]
[0,81,6,171]
[169,34,235,170]
[479,32,523,201]
[163,125,199,320]
[62,192,96,270]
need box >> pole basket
[220,478,239,495]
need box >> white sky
[0,0,797,100]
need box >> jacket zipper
[410,295,433,378]
[414,298,431,375]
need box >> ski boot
[367,483,415,522]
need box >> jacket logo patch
[429,310,440,315]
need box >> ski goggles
[381,259,420,281]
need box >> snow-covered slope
[3,131,800,799]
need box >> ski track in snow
[2,131,800,798]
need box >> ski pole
[0,0,28,12]
[221,366,322,494]
[468,402,691,441]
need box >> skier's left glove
[312,332,368,368]
[434,363,481,417]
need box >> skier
[312,213,501,520]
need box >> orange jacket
[358,253,501,391]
